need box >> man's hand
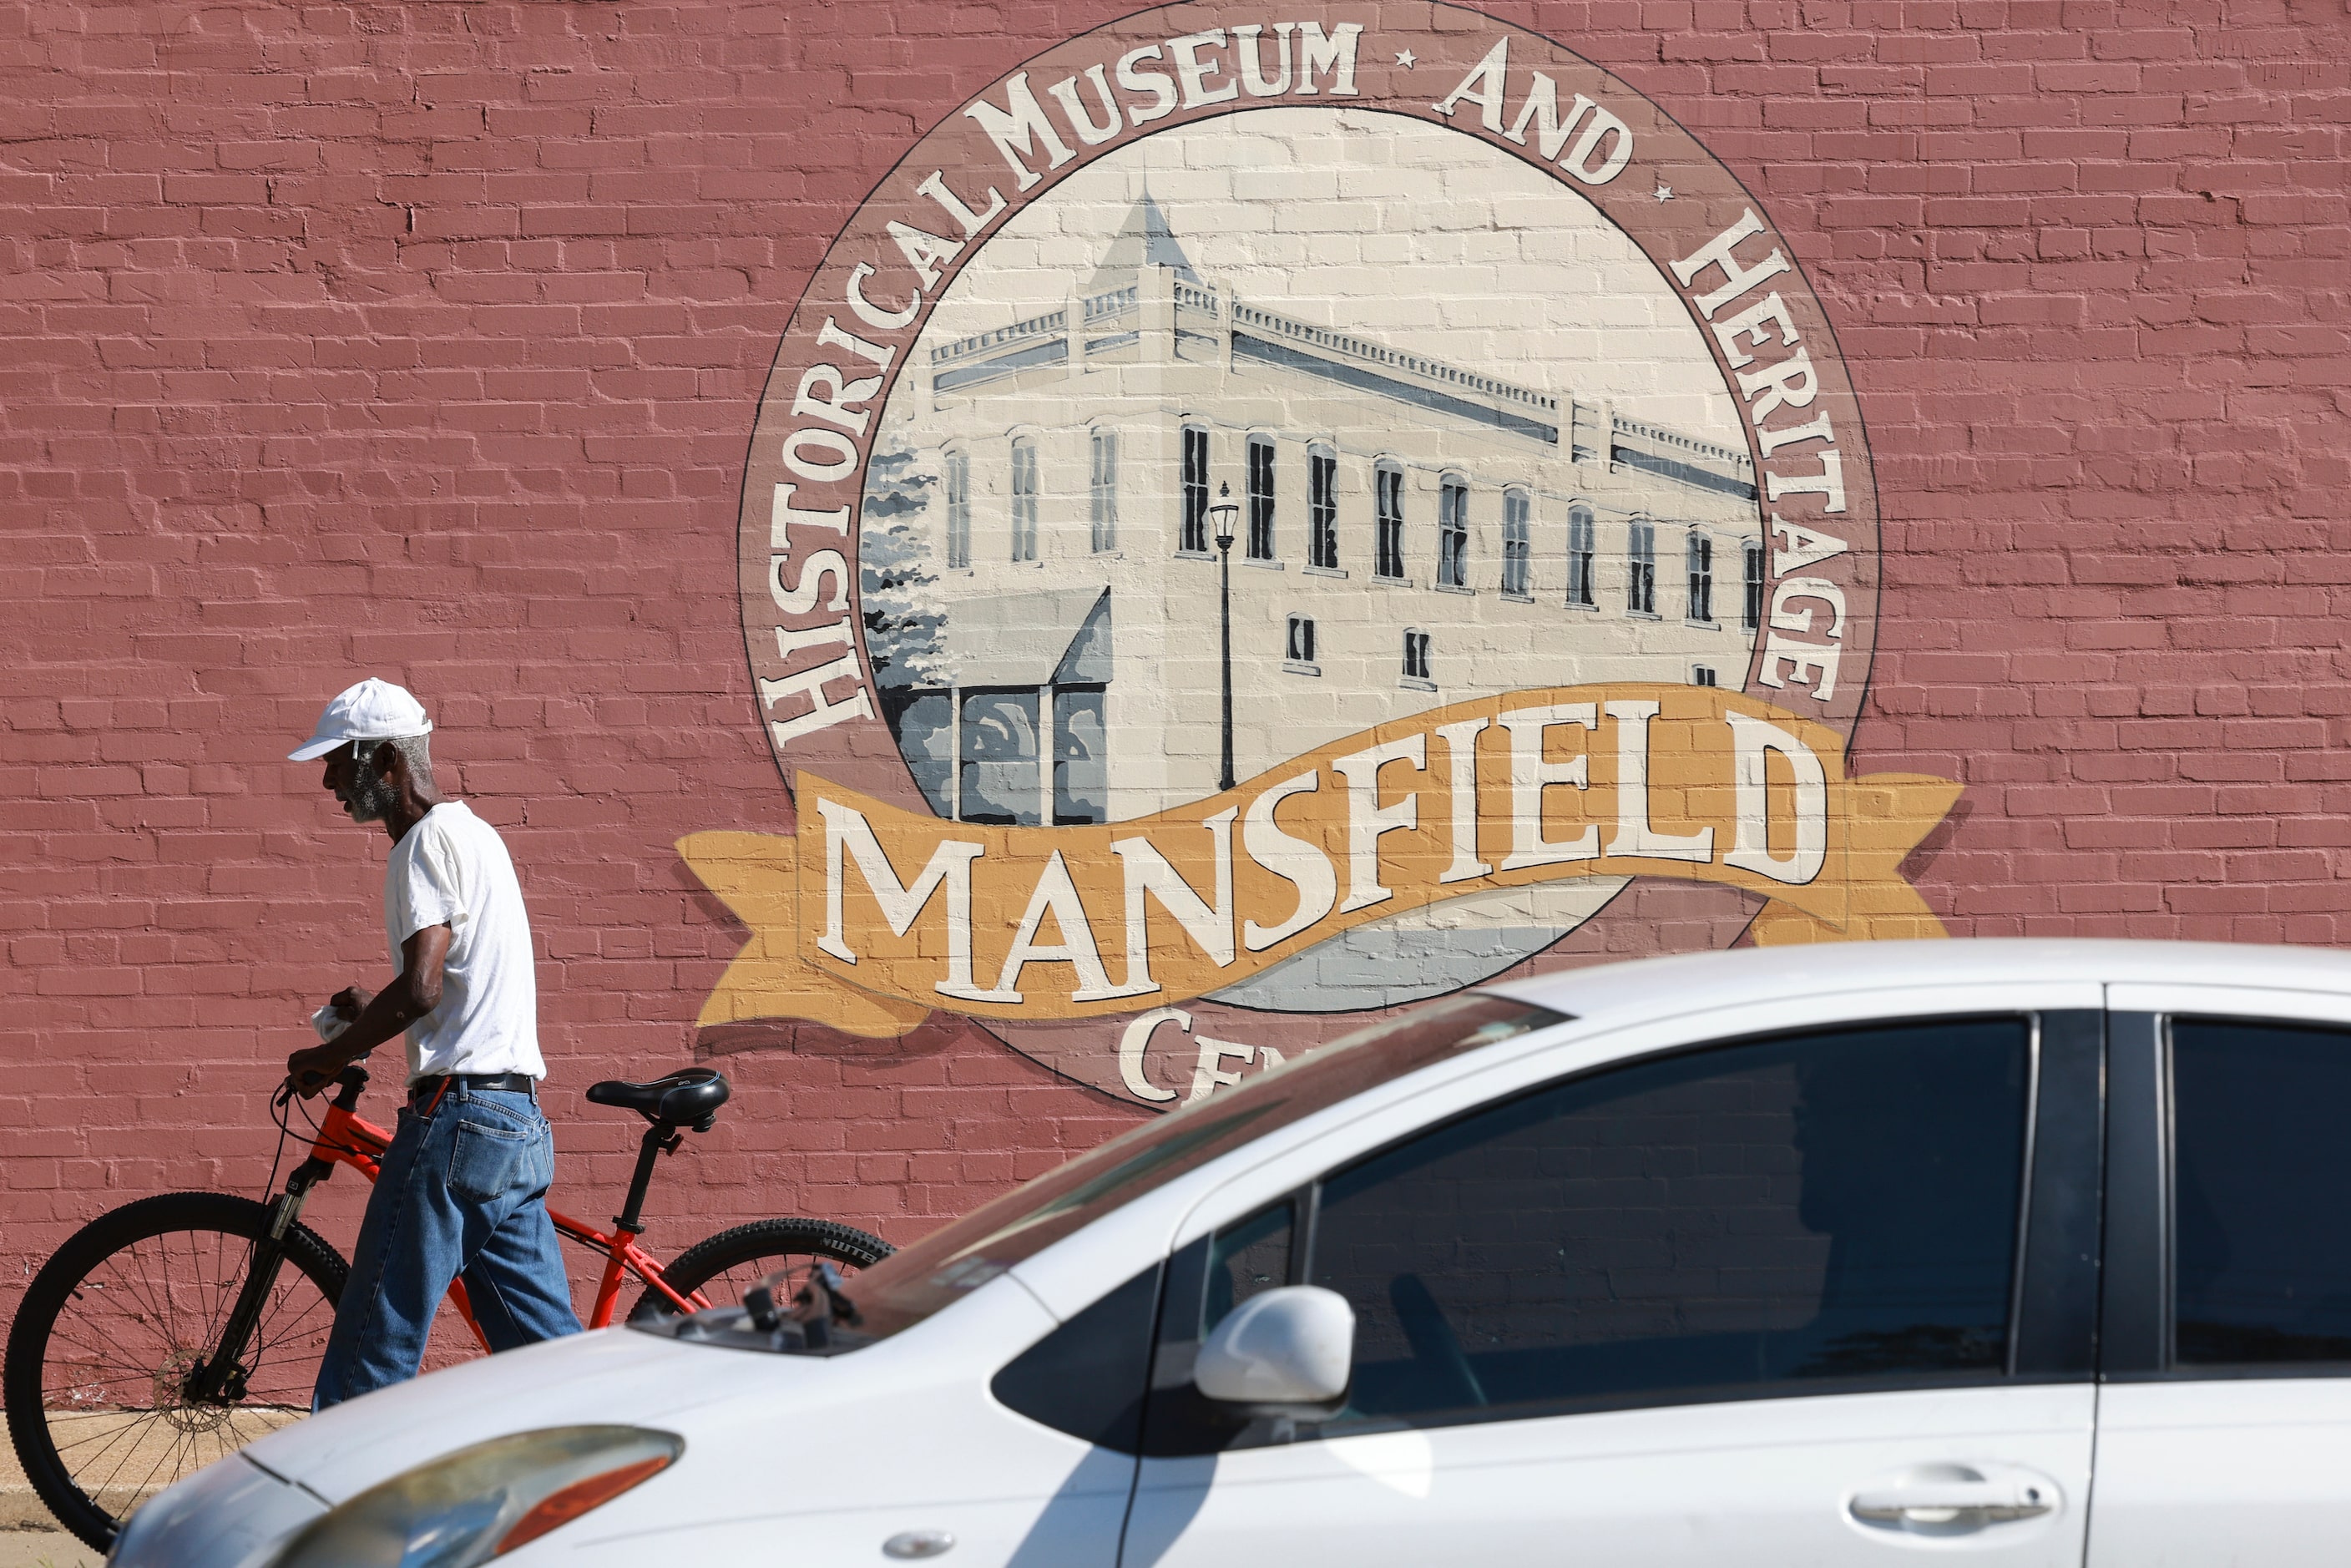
[285,984,376,1098]
[284,928,450,1099]
[286,1043,350,1100]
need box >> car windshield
[846,992,1569,1340]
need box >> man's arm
[287,924,453,1095]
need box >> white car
[115,939,2351,1566]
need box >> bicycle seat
[585,1068,731,1128]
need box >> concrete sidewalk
[0,1524,101,1568]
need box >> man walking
[285,677,581,1409]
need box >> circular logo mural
[688,1,1954,1106]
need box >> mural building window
[945,449,971,570]
[1744,541,1766,633]
[1438,475,1469,589]
[1052,687,1107,825]
[1628,518,1656,616]
[959,689,1042,826]
[1403,627,1433,685]
[1691,665,1718,688]
[1308,444,1338,570]
[1247,435,1277,561]
[1502,489,1531,597]
[1687,531,1713,623]
[1374,462,1405,580]
[1010,436,1039,563]
[1090,428,1118,554]
[893,691,953,812]
[1567,503,1595,608]
[1181,424,1210,554]
[893,586,1111,828]
[1286,615,1317,670]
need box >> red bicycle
[3,1064,892,1552]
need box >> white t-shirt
[383,802,544,1084]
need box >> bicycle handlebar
[277,1063,370,1110]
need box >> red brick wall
[3,0,2344,1313]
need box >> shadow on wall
[675,854,986,1062]
[1898,794,1974,888]
[693,1011,975,1062]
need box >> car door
[1122,995,2104,1568]
[2087,990,2351,1566]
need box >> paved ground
[0,1423,84,1564]
[0,1524,101,1568]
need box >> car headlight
[265,1426,683,1567]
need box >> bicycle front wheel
[628,1217,893,1323]
[3,1191,347,1551]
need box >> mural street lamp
[1210,483,1241,792]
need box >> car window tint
[2172,1019,2351,1366]
[1307,1019,2030,1422]
[1205,1200,1294,1334]
[991,1264,1161,1452]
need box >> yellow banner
[682,685,1959,1035]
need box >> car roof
[1482,938,2351,1024]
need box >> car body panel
[2106,979,2351,1024]
[1125,1385,2094,1568]
[236,1325,724,1501]
[153,1274,1098,1565]
[2086,1380,2351,1568]
[1486,940,2351,1022]
[555,1272,1128,1565]
[109,1453,326,1568]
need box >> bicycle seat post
[613,1120,680,1237]
[584,1068,730,1237]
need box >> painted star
[1654,182,1675,201]
[1396,49,1418,68]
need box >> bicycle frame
[164,1064,737,1418]
[263,1072,709,1358]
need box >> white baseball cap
[289,678,434,761]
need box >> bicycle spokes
[34,1218,334,1530]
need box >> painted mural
[685,2,1959,1106]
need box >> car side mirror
[1193,1286,1354,1406]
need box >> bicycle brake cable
[258,1083,298,1202]
[271,1079,374,1163]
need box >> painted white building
[863,194,1762,827]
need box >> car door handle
[1850,1478,2054,1526]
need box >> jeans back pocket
[447,1108,550,1205]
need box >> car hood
[239,1326,816,1503]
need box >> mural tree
[857,423,950,694]
[858,421,955,812]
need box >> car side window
[1305,1019,2031,1425]
[992,1264,1161,1450]
[1204,1199,1294,1335]
[2171,1018,2351,1366]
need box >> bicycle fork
[181,1158,332,1407]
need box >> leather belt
[409,1071,538,1103]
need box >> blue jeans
[313,1086,582,1411]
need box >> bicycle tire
[4,1191,347,1552]
[627,1217,894,1323]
